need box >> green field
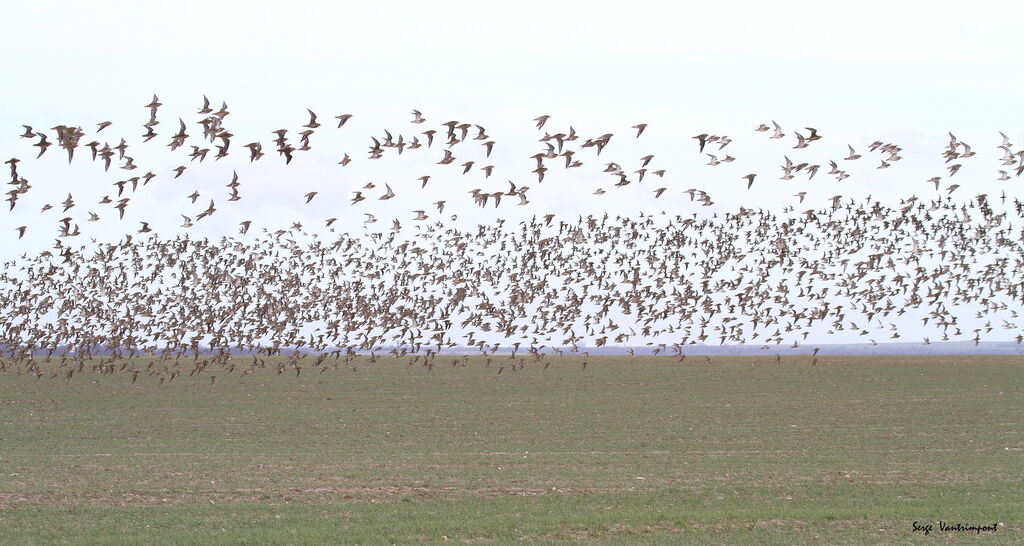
[1,355,1021,544]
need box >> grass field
[1,355,1021,544]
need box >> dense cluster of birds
[6,94,1023,238]
[1,95,1023,381]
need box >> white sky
[2,1,1020,213]
[2,1,1021,234]
[1,1,1022,345]
[3,0,1019,125]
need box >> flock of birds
[1,95,1023,381]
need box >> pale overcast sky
[0,0,1015,234]
[1,1,1022,345]
[2,0,1021,246]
